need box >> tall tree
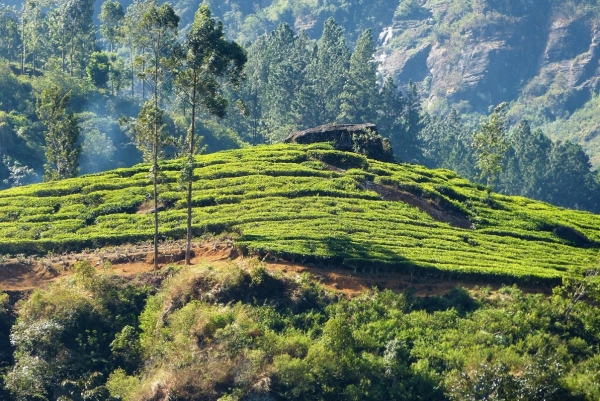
[419,109,476,179]
[377,77,404,139]
[398,81,424,163]
[47,4,69,73]
[544,140,598,210]
[48,0,96,76]
[120,101,171,268]
[473,102,510,197]
[36,86,81,181]
[232,24,311,143]
[292,18,349,128]
[260,25,310,141]
[99,0,124,53]
[137,2,179,269]
[498,120,552,199]
[121,0,154,98]
[175,5,246,264]
[0,5,21,63]
[338,29,378,124]
[235,35,269,144]
[22,0,49,76]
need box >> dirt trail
[0,241,552,298]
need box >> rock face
[378,3,552,111]
[376,2,600,165]
[283,123,395,162]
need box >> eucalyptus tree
[99,0,124,53]
[47,4,69,72]
[175,5,246,264]
[36,86,81,181]
[22,0,50,76]
[66,0,96,77]
[47,0,96,76]
[137,2,179,269]
[137,1,179,102]
[121,0,154,98]
[473,102,510,198]
[0,5,21,63]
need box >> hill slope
[0,143,598,282]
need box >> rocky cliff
[376,1,600,164]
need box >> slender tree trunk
[185,72,197,265]
[70,41,74,76]
[130,46,135,98]
[152,35,161,270]
[20,13,25,75]
[153,140,159,270]
[142,58,145,100]
[152,100,158,270]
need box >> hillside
[4,1,600,165]
[0,143,598,283]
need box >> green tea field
[0,143,598,283]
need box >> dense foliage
[2,263,600,400]
[0,290,15,401]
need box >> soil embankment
[0,241,552,301]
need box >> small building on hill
[283,123,395,162]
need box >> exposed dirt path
[0,241,553,300]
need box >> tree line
[0,0,246,267]
[0,0,598,215]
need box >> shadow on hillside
[241,233,483,315]
[241,233,416,274]
[240,232,563,292]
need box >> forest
[0,0,599,212]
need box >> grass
[0,142,598,282]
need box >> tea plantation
[0,143,598,282]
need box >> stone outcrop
[283,123,395,162]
